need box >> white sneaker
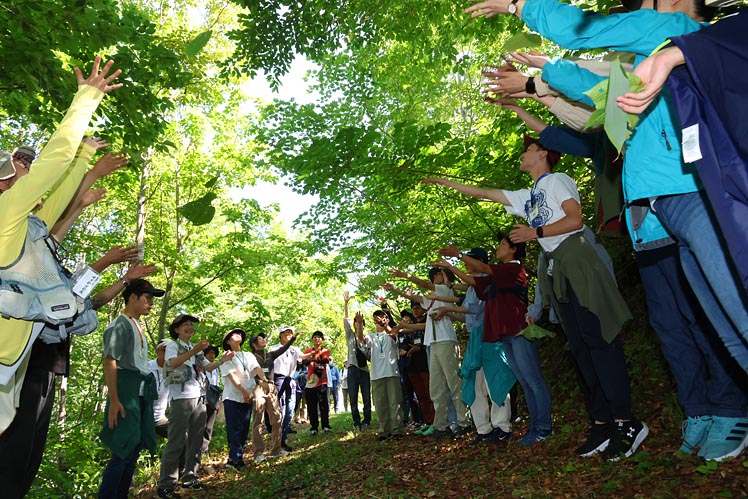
[254,454,266,464]
[270,449,289,459]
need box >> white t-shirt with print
[362,332,400,381]
[503,172,583,252]
[220,351,259,403]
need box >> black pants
[0,365,57,499]
[554,282,633,422]
[304,384,330,431]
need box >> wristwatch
[536,227,544,238]
[508,0,520,16]
[525,76,536,95]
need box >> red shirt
[304,347,330,388]
[473,262,528,342]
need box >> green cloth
[538,233,631,343]
[99,369,157,459]
[517,324,556,341]
[461,324,516,407]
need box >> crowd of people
[0,0,747,497]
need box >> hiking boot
[680,415,713,454]
[698,416,748,462]
[576,423,612,457]
[489,427,512,443]
[602,419,649,462]
[254,454,266,464]
[431,428,453,440]
[157,489,181,499]
[181,480,205,490]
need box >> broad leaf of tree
[179,192,218,226]
[583,59,643,153]
[185,29,213,58]
[501,32,543,53]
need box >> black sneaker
[378,434,391,441]
[323,427,333,433]
[225,460,245,471]
[471,433,492,446]
[602,420,649,462]
[488,427,512,443]
[281,443,293,452]
[181,480,205,490]
[431,428,453,440]
[310,429,318,436]
[288,427,298,434]
[452,425,471,439]
[157,489,181,499]
[576,423,613,457]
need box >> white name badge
[71,265,101,298]
[413,338,422,345]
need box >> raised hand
[90,152,129,179]
[80,188,107,209]
[506,51,550,70]
[101,244,139,267]
[81,136,110,150]
[617,46,685,115]
[124,261,157,281]
[389,268,408,278]
[343,291,350,303]
[466,0,511,18]
[438,244,461,258]
[74,55,123,93]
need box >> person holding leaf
[467,0,748,461]
[423,132,645,461]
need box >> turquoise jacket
[522,0,704,248]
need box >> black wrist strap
[525,76,536,95]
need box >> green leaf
[603,58,631,153]
[501,32,543,53]
[204,175,220,189]
[185,30,213,58]
[583,59,646,153]
[179,192,218,225]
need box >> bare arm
[432,257,477,287]
[167,340,209,369]
[227,370,251,403]
[103,356,124,429]
[390,268,434,291]
[422,178,511,206]
[509,198,584,243]
[91,260,157,310]
[438,246,492,277]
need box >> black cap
[312,330,324,339]
[464,247,489,264]
[126,278,165,297]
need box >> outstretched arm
[91,260,157,310]
[438,245,492,278]
[390,268,434,291]
[421,178,511,206]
